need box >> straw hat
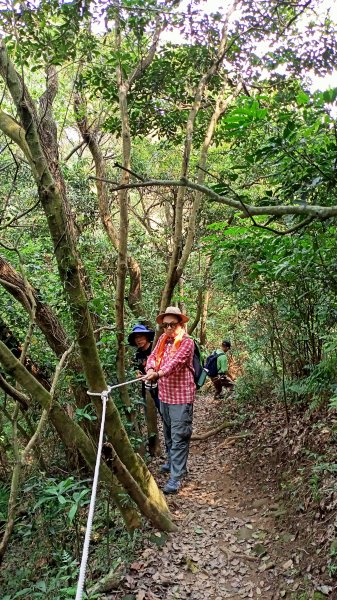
[156,306,189,325]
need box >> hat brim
[156,312,189,325]
[128,331,155,346]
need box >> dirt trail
[107,396,319,600]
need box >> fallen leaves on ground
[106,396,336,600]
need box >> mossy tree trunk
[145,390,161,457]
[0,340,177,531]
[0,255,99,439]
[0,41,171,522]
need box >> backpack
[191,339,206,389]
[205,351,224,377]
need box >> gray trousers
[160,402,193,480]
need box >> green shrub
[234,358,276,406]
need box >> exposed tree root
[88,563,124,595]
[191,420,234,441]
[215,432,253,449]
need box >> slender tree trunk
[74,93,144,444]
[160,20,235,310]
[189,257,212,339]
[113,12,145,446]
[114,6,132,405]
[188,288,203,336]
[178,277,186,313]
[200,289,211,346]
[127,255,144,316]
[74,94,145,318]
[0,457,20,564]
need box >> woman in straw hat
[144,307,195,494]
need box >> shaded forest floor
[108,393,337,600]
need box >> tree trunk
[0,41,170,518]
[127,255,144,317]
[145,390,161,457]
[159,26,231,310]
[74,93,145,319]
[0,256,97,437]
[188,288,203,336]
[108,443,176,531]
[0,340,177,531]
[200,289,211,346]
[113,15,144,436]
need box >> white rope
[75,387,110,600]
[87,377,143,395]
[75,377,144,600]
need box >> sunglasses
[162,321,180,329]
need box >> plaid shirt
[146,334,196,404]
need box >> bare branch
[0,198,40,230]
[0,373,29,409]
[94,177,337,220]
[114,161,145,181]
[64,140,87,162]
[127,14,163,88]
[249,216,314,235]
[49,342,75,399]
[22,342,75,462]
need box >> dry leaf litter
[105,395,335,600]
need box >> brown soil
[106,395,337,600]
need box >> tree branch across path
[89,177,337,220]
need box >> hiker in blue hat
[128,324,159,410]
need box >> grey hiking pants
[160,401,194,480]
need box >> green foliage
[0,471,139,598]
[74,404,97,423]
[286,347,337,409]
[29,476,90,525]
[207,216,337,411]
[1,0,337,593]
[219,96,268,138]
[2,550,80,599]
[234,359,276,406]
[0,481,10,521]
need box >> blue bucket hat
[127,324,155,347]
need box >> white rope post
[75,387,110,600]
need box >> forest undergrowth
[232,398,337,597]
[1,0,337,598]
[108,391,337,600]
[1,387,337,600]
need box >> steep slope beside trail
[106,396,334,600]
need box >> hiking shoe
[163,478,181,494]
[160,462,171,474]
